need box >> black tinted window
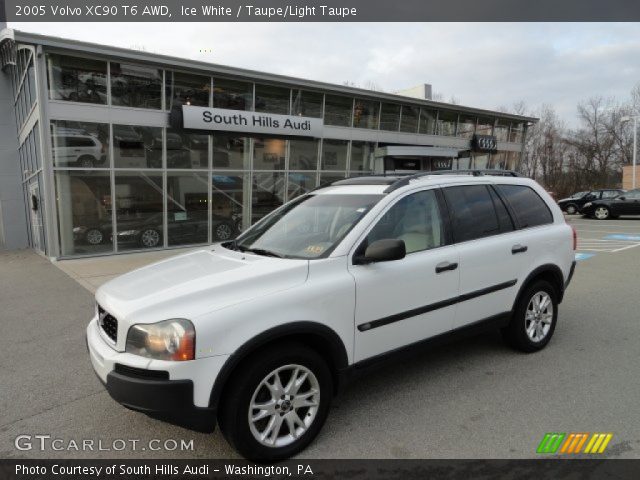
[497,184,553,228]
[443,185,500,243]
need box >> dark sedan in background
[581,189,640,219]
[558,189,625,214]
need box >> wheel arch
[208,321,349,410]
[513,264,566,309]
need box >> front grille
[98,304,118,342]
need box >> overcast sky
[8,22,640,126]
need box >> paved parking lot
[1,216,640,459]
[571,216,640,255]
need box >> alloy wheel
[215,223,233,240]
[566,205,577,215]
[594,207,609,220]
[140,229,160,247]
[248,364,320,448]
[525,291,553,342]
[86,229,103,245]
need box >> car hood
[95,247,309,342]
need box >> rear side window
[443,185,501,243]
[497,184,553,228]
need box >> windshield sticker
[305,245,325,255]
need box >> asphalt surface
[1,216,639,459]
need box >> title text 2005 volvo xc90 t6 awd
[87,172,577,461]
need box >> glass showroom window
[288,172,317,201]
[167,171,210,246]
[400,105,419,133]
[457,115,477,138]
[476,118,494,136]
[379,103,401,131]
[292,89,323,117]
[166,129,209,169]
[165,71,211,110]
[252,172,285,223]
[213,78,253,111]
[350,141,375,173]
[255,84,290,115]
[319,173,347,187]
[494,122,509,142]
[289,138,319,170]
[254,138,286,170]
[473,153,489,169]
[506,151,521,170]
[353,99,380,129]
[113,125,162,168]
[437,111,458,136]
[456,153,472,170]
[490,152,506,169]
[510,123,525,143]
[212,173,245,234]
[55,171,112,256]
[324,94,353,127]
[114,172,164,251]
[419,109,437,135]
[110,62,162,109]
[212,133,251,169]
[47,54,107,105]
[50,120,109,168]
[321,139,349,171]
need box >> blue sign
[575,253,595,261]
[605,234,640,241]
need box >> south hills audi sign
[178,105,323,137]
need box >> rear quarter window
[497,184,553,228]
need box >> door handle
[512,244,528,254]
[435,261,458,273]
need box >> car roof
[314,171,534,196]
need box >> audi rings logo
[472,134,498,152]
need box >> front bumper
[86,318,228,417]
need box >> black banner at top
[3,0,640,22]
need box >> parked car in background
[557,189,625,214]
[52,132,107,168]
[581,189,640,219]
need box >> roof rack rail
[383,169,523,193]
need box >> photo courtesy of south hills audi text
[2,0,640,477]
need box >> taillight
[571,225,577,251]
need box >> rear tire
[502,280,558,353]
[218,343,332,462]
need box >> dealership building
[0,26,536,259]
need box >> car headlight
[583,202,592,208]
[118,229,139,236]
[125,319,195,361]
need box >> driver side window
[365,190,444,254]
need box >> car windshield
[570,191,588,199]
[226,193,383,259]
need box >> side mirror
[618,196,626,201]
[354,239,406,265]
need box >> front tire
[565,204,578,215]
[502,280,558,353]
[218,343,332,462]
[594,206,610,220]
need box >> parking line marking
[611,243,640,253]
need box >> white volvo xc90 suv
[87,171,577,461]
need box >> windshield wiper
[239,246,284,258]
